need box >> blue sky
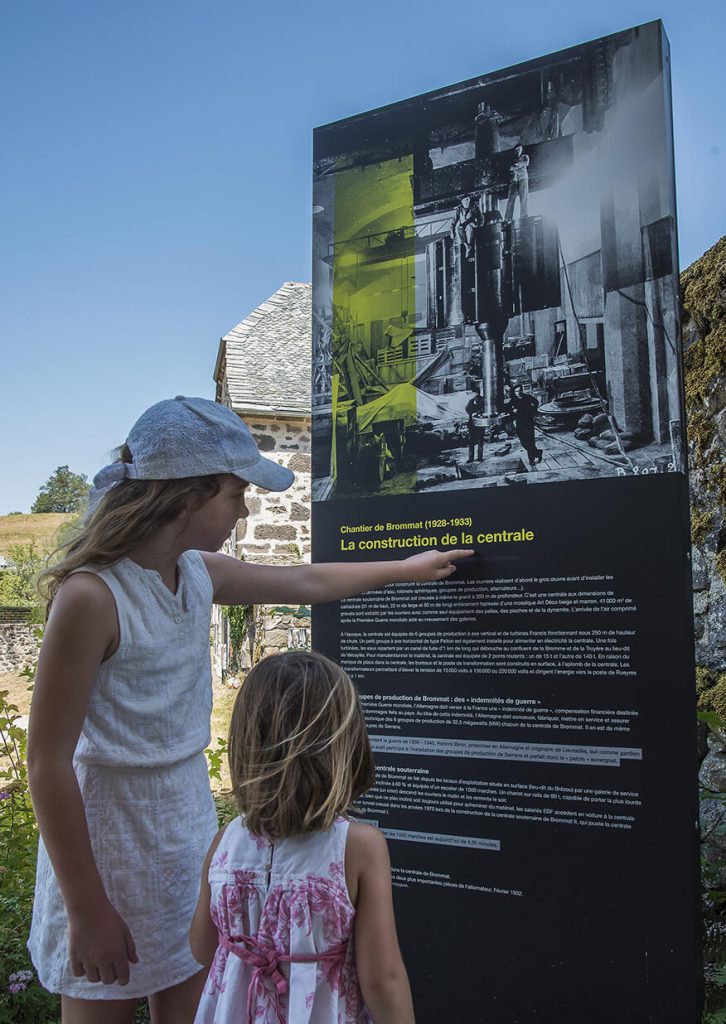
[1,0,724,513]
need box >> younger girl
[190,650,415,1024]
[26,395,467,1023]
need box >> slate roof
[214,282,312,418]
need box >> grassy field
[0,513,73,556]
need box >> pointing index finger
[441,549,476,561]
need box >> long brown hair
[228,651,375,839]
[38,445,221,609]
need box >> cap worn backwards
[87,396,294,516]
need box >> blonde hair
[38,445,221,609]
[229,651,375,839]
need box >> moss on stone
[692,506,715,546]
[710,461,726,584]
[688,409,716,468]
[682,235,725,407]
[697,665,726,718]
[710,461,726,510]
[681,234,726,402]
[683,323,726,408]
[716,548,726,587]
[682,237,725,588]
[681,234,725,318]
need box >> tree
[31,465,89,514]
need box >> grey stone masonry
[212,282,314,677]
[0,623,41,673]
[237,416,311,566]
[210,413,312,678]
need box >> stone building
[212,281,312,676]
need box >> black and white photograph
[312,22,683,501]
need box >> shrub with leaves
[0,672,60,1022]
[223,604,252,676]
[0,543,45,620]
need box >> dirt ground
[0,670,32,715]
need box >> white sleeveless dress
[195,817,371,1023]
[28,551,219,999]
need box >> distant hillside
[0,513,74,556]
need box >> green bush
[0,685,59,1023]
[0,668,152,1024]
[0,544,45,620]
[222,604,253,676]
[0,656,233,1024]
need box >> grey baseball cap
[125,396,295,491]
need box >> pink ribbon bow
[218,931,348,1024]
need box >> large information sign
[311,22,700,1022]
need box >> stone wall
[238,416,311,565]
[0,606,34,624]
[0,623,41,674]
[212,413,312,678]
[682,237,726,887]
[683,237,726,707]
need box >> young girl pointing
[26,396,471,1024]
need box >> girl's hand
[400,549,475,582]
[68,901,138,986]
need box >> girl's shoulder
[43,570,120,663]
[345,821,389,874]
[52,569,117,629]
[345,820,387,860]
[60,564,115,594]
[344,821,389,908]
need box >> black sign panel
[311,20,700,1022]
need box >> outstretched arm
[201,549,474,607]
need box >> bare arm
[201,549,474,607]
[347,823,415,1024]
[189,827,226,967]
[27,573,137,986]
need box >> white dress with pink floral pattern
[194,816,371,1024]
